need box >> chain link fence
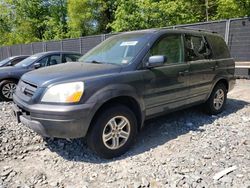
[0,17,250,62]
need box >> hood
[22,62,122,87]
[0,66,27,79]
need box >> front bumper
[13,94,94,138]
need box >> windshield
[79,33,151,65]
[0,57,14,66]
[15,54,43,67]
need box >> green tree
[67,0,116,37]
[110,0,204,32]
[215,0,248,19]
[43,0,68,40]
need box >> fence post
[31,43,34,54]
[102,34,106,41]
[43,42,46,52]
[20,45,22,55]
[0,48,2,60]
[8,46,11,57]
[79,37,82,54]
[225,19,231,44]
[61,40,63,51]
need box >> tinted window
[185,35,211,61]
[206,35,231,59]
[37,54,61,67]
[11,57,27,65]
[150,35,184,64]
[62,54,81,63]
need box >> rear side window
[185,35,211,61]
[62,54,81,63]
[150,35,184,64]
[206,35,231,59]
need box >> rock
[1,168,13,177]
[203,155,211,159]
[141,177,150,187]
[213,166,237,181]
[133,181,141,188]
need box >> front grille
[18,80,37,98]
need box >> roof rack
[173,27,218,34]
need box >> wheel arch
[206,78,229,101]
[0,78,19,84]
[87,95,145,135]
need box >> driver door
[142,34,190,117]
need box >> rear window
[206,35,231,59]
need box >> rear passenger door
[184,34,215,103]
[142,34,190,116]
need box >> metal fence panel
[45,41,61,51]
[1,47,9,59]
[33,42,44,54]
[80,35,103,54]
[10,45,21,56]
[228,18,250,61]
[21,44,32,55]
[62,39,80,53]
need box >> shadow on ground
[44,98,249,163]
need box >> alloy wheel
[2,83,16,99]
[213,89,225,110]
[102,116,131,150]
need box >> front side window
[37,54,61,67]
[185,35,211,61]
[150,35,184,64]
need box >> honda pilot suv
[13,29,235,159]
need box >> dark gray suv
[13,29,235,158]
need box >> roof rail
[173,27,218,34]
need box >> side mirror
[146,55,166,68]
[34,63,41,69]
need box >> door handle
[179,70,189,76]
[210,65,219,71]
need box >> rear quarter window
[206,35,231,59]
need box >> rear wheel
[0,80,17,101]
[87,105,137,159]
[204,83,227,115]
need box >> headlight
[41,82,84,103]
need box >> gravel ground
[0,79,250,188]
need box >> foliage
[0,0,249,46]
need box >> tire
[0,80,17,101]
[87,105,138,159]
[204,83,227,115]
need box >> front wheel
[87,105,138,159]
[204,83,227,115]
[0,80,17,101]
